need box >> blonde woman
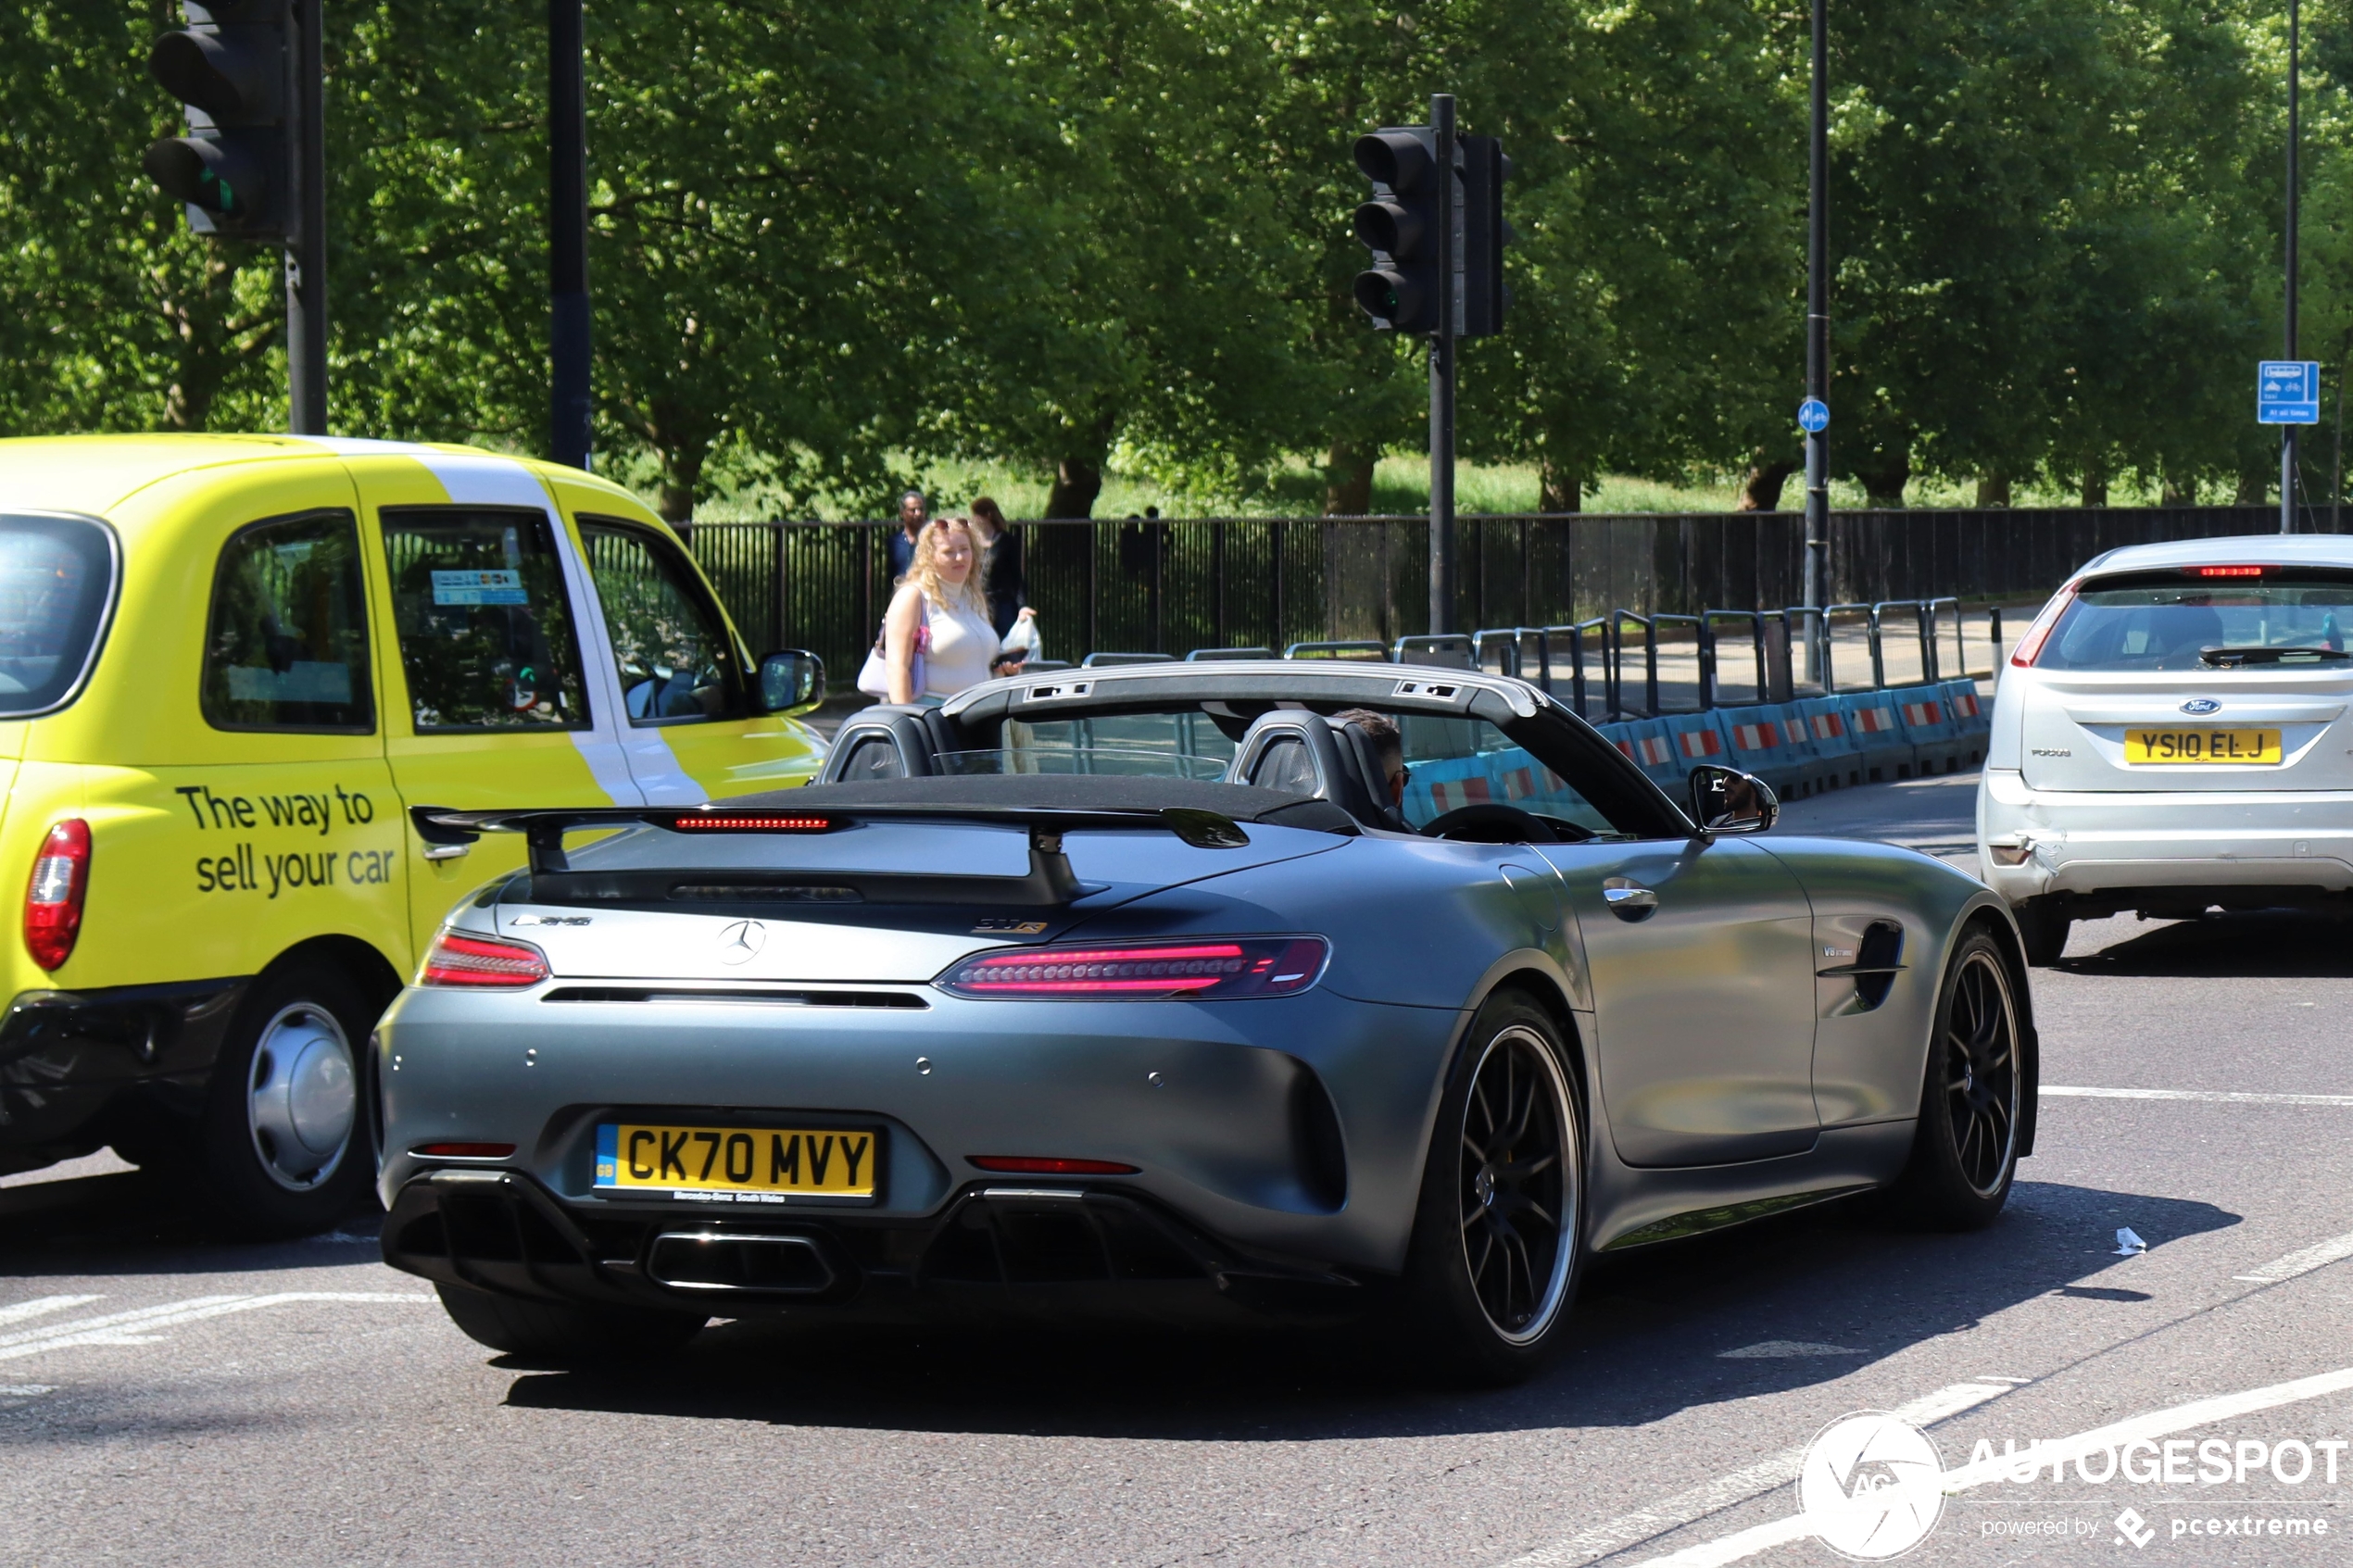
[883,517,1021,706]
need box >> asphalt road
[6,775,2353,1567]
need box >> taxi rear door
[543,475,825,803]
[343,449,646,956]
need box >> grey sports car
[376,661,2037,1382]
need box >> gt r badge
[716,920,767,963]
[2181,698,2221,715]
[971,919,1050,935]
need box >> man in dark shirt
[887,488,927,583]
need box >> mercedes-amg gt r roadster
[377,661,2036,1381]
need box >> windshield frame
[0,510,121,721]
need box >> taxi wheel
[435,1284,705,1362]
[1400,991,1585,1386]
[1887,931,2023,1230]
[2013,898,2070,967]
[195,962,378,1239]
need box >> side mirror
[756,649,824,716]
[1688,764,1778,834]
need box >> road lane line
[2233,1229,2353,1284]
[1626,1361,2353,1567]
[0,1291,432,1363]
[1497,1381,2018,1567]
[0,1296,102,1327]
[2043,1085,2353,1107]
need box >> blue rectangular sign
[2259,359,2321,425]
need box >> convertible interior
[818,692,1678,847]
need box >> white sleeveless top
[907,587,999,696]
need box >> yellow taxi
[0,434,826,1234]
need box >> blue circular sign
[1797,398,1830,433]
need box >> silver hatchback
[1980,533,2353,962]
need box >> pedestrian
[967,495,1037,643]
[877,516,1021,706]
[886,488,928,585]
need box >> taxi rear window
[0,513,116,717]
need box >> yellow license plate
[2123,728,2281,765]
[595,1123,878,1198]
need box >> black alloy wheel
[1403,991,1584,1384]
[1459,1025,1573,1338]
[1888,929,2023,1228]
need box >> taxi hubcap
[246,1003,355,1192]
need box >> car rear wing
[410,803,1252,908]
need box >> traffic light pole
[285,0,326,434]
[1802,0,1830,671]
[2284,0,2299,534]
[550,0,594,470]
[1428,92,1456,638]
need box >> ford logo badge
[2181,697,2221,715]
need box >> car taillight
[22,819,89,972]
[420,930,550,987]
[968,1155,1140,1174]
[937,936,1328,1000]
[2194,564,2266,578]
[2009,583,2077,668]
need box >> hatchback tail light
[22,819,90,972]
[420,930,550,987]
[2009,583,2077,668]
[937,936,1327,1000]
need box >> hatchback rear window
[2039,571,2353,671]
[0,513,116,716]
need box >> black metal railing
[681,504,2337,683]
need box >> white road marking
[1717,1342,1867,1360]
[0,1291,432,1363]
[1625,1360,2353,1567]
[2043,1085,2353,1107]
[1497,1380,2017,1567]
[0,1385,53,1397]
[2234,1228,2353,1284]
[0,1296,103,1328]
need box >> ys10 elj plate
[2123,728,2280,764]
[595,1123,880,1200]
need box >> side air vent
[1816,921,1906,1011]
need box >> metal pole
[1802,0,1831,663]
[1428,93,1457,636]
[284,0,326,434]
[549,0,594,470]
[2284,0,2299,533]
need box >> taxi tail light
[937,936,1328,999]
[2009,583,2077,668]
[420,930,549,987]
[22,819,89,972]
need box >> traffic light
[1458,136,1513,338]
[142,2,293,240]
[1352,128,1443,334]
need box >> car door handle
[1602,880,1657,919]
[422,844,471,862]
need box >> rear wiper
[2198,646,2351,668]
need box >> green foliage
[0,0,2330,512]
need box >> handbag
[856,598,930,697]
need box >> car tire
[2012,897,2069,967]
[192,961,379,1239]
[1885,929,2024,1230]
[434,1283,706,1361]
[1399,990,1585,1386]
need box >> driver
[1331,708,1408,809]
